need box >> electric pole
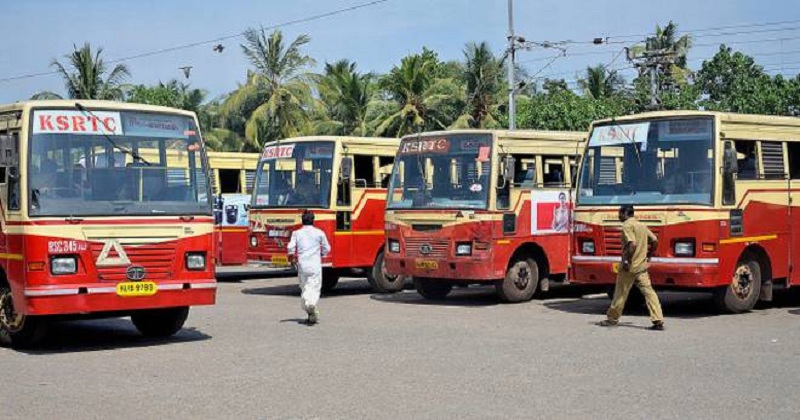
[626,48,681,111]
[507,0,516,130]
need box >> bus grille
[90,241,177,281]
[603,226,661,256]
[404,238,449,258]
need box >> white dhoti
[298,269,322,312]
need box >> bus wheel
[0,284,46,348]
[367,252,405,293]
[414,278,452,300]
[714,257,761,313]
[131,307,189,338]
[496,257,538,303]
[321,269,340,294]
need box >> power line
[607,18,800,41]
[0,0,389,84]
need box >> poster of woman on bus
[530,190,571,234]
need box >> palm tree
[375,50,464,136]
[631,21,692,86]
[32,43,129,100]
[316,59,374,136]
[221,28,315,150]
[452,42,504,128]
[578,65,625,99]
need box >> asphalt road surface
[3,271,800,419]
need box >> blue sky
[2,0,799,103]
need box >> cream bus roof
[262,136,401,155]
[0,99,197,118]
[402,129,584,142]
[592,110,800,129]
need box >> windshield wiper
[74,102,151,166]
[608,117,643,167]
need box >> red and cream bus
[0,100,216,347]
[248,136,403,293]
[572,111,800,313]
[383,130,585,302]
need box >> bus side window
[337,156,352,206]
[0,132,20,211]
[788,142,800,180]
[378,156,393,188]
[354,155,375,188]
[734,141,757,180]
[542,155,566,187]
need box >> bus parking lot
[3,272,800,419]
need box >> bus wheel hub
[732,265,753,299]
[512,264,530,290]
[0,290,24,332]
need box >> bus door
[334,156,354,265]
[0,132,18,255]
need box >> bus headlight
[51,256,77,275]
[674,240,695,257]
[250,235,258,248]
[581,240,595,255]
[186,253,206,270]
[455,242,472,256]
[388,239,401,253]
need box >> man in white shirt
[287,211,331,325]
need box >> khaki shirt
[621,217,657,274]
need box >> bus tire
[321,269,340,294]
[131,307,189,338]
[0,284,47,348]
[714,257,761,313]
[367,252,405,293]
[414,278,452,300]
[496,257,538,303]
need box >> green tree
[32,43,129,100]
[221,28,316,150]
[452,42,505,128]
[125,80,206,112]
[630,21,695,110]
[316,59,374,136]
[375,48,465,136]
[696,45,797,115]
[578,65,625,100]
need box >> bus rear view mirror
[503,156,516,184]
[340,157,352,183]
[723,141,738,176]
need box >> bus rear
[0,101,215,348]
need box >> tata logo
[419,244,433,255]
[95,239,131,267]
[126,265,146,281]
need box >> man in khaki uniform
[598,205,665,330]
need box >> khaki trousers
[607,271,664,323]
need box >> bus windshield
[578,116,714,206]
[29,109,211,217]
[387,133,492,210]
[252,141,334,208]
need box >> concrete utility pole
[507,0,516,130]
[626,48,680,111]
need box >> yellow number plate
[612,262,620,274]
[116,281,158,297]
[271,256,290,267]
[415,260,439,270]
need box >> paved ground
[3,272,800,420]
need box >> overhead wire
[0,0,389,84]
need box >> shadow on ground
[242,278,374,298]
[16,318,211,355]
[216,267,294,283]
[371,283,604,308]
[546,288,800,319]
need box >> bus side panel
[345,189,387,268]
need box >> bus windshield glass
[387,133,492,210]
[29,109,211,217]
[252,142,334,208]
[578,116,714,206]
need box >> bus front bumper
[384,254,499,282]
[571,256,720,288]
[22,280,217,316]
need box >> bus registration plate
[271,256,290,267]
[116,281,158,297]
[415,259,438,270]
